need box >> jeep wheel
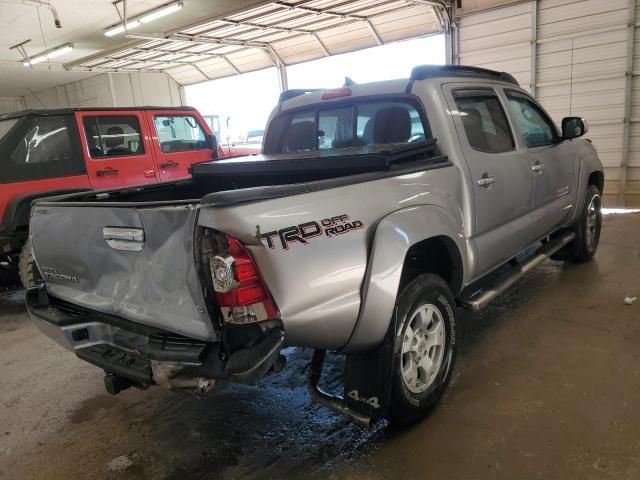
[19,238,42,289]
[388,274,457,426]
[566,185,602,263]
[0,264,19,289]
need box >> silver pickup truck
[26,65,604,426]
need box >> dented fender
[342,204,467,353]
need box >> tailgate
[30,202,216,341]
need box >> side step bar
[461,232,575,312]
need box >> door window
[83,116,144,158]
[153,115,207,153]
[453,89,515,154]
[506,92,557,148]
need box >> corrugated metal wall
[21,72,185,110]
[457,0,637,205]
[0,97,26,115]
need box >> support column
[277,63,288,92]
[620,0,637,205]
[107,73,118,107]
[530,0,538,96]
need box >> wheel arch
[342,204,467,353]
[588,170,604,194]
[399,235,464,296]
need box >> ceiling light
[22,43,74,66]
[104,2,183,36]
[44,44,74,59]
[139,2,183,23]
[104,20,141,37]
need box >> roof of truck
[0,106,198,121]
[277,64,520,109]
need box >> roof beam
[125,32,270,49]
[191,63,212,81]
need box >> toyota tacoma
[26,65,604,426]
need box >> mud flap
[344,317,396,421]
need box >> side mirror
[562,117,588,140]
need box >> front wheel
[566,185,603,263]
[388,274,457,425]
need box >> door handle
[160,161,179,168]
[477,173,495,188]
[96,168,119,177]
[143,169,156,178]
[531,162,544,173]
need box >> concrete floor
[1,212,639,480]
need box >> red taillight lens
[210,235,278,324]
[321,87,351,100]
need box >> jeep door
[503,90,577,234]
[77,111,159,189]
[145,110,214,181]
[444,85,536,276]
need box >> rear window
[153,115,207,153]
[82,116,144,158]
[0,115,85,184]
[264,100,428,154]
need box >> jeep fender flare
[342,204,467,353]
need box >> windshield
[0,118,18,142]
[264,100,428,154]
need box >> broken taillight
[209,235,278,324]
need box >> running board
[461,232,575,312]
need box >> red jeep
[0,106,257,288]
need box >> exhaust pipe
[308,349,371,427]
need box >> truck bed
[38,141,446,206]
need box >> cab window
[153,115,207,153]
[453,89,515,154]
[83,116,144,158]
[505,91,558,148]
[265,100,428,154]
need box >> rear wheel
[388,274,457,425]
[19,238,42,289]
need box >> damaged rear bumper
[26,287,284,392]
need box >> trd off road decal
[258,214,364,250]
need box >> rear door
[77,111,159,189]
[444,84,537,276]
[145,110,214,181]
[503,90,577,233]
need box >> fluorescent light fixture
[44,44,74,59]
[105,20,141,37]
[139,2,183,23]
[23,43,73,66]
[104,2,183,36]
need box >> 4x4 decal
[258,214,364,250]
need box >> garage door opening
[185,35,444,147]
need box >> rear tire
[388,274,457,426]
[19,238,42,289]
[565,185,602,263]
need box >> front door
[77,111,158,189]
[445,85,536,277]
[504,90,577,234]
[145,110,214,181]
